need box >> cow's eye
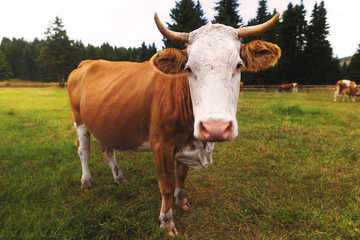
[185,66,192,73]
[233,61,244,75]
[184,65,194,76]
[236,60,244,70]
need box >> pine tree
[21,42,39,80]
[114,47,129,61]
[277,2,307,84]
[212,0,242,28]
[146,43,157,61]
[74,41,86,60]
[0,49,13,80]
[256,0,269,23]
[0,37,27,78]
[348,44,360,81]
[304,1,338,84]
[85,44,100,60]
[245,0,274,43]
[100,43,115,60]
[164,0,207,49]
[339,62,348,79]
[37,16,81,86]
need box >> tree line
[0,17,157,85]
[1,0,359,85]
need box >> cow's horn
[154,12,189,43]
[237,12,280,38]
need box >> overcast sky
[0,0,358,59]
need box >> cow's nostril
[225,121,232,134]
[199,121,232,141]
[200,122,210,139]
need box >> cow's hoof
[166,227,178,237]
[176,199,190,211]
[181,201,190,211]
[159,209,177,237]
[175,188,190,210]
[81,179,91,189]
[114,176,128,186]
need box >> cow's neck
[152,73,194,143]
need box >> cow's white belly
[120,142,151,152]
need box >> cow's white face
[186,25,241,141]
[153,12,281,142]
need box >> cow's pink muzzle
[199,120,233,141]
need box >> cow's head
[152,13,281,141]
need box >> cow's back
[336,80,352,94]
[68,60,156,150]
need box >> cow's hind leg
[99,143,127,186]
[75,123,92,189]
[175,161,190,210]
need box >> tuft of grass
[1,88,360,239]
[270,103,326,116]
[4,108,15,115]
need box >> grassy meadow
[1,87,360,239]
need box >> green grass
[1,88,360,239]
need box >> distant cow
[68,12,281,237]
[240,81,245,92]
[276,83,298,93]
[334,79,360,102]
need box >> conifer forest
[1,0,359,85]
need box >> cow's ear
[240,40,281,72]
[151,48,188,74]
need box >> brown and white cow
[334,79,360,102]
[275,83,298,93]
[68,12,281,237]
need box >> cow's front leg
[153,145,178,237]
[175,161,190,210]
